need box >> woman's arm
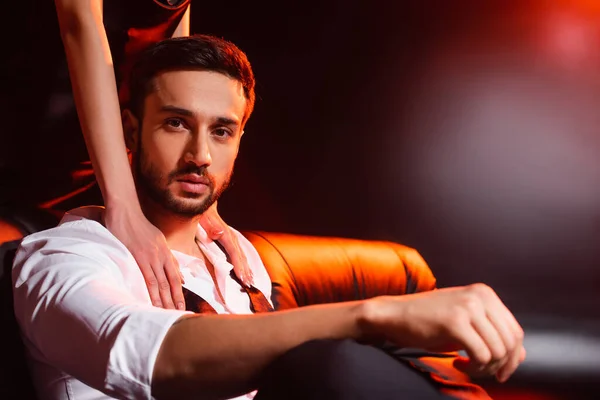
[55,0,132,211]
[55,0,186,309]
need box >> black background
[192,0,600,321]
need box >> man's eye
[214,128,232,138]
[165,118,185,129]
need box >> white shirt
[12,206,273,400]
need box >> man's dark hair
[127,34,255,123]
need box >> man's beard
[135,150,231,218]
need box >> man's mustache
[168,165,213,184]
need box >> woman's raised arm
[55,0,187,309]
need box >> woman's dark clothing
[0,0,190,212]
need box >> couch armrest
[242,231,437,310]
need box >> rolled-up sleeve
[12,220,189,399]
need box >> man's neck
[140,199,202,256]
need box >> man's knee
[257,339,446,400]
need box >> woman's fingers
[221,229,253,287]
[199,203,253,287]
[135,248,185,310]
[138,257,164,308]
[162,253,185,310]
[149,256,175,309]
[199,203,225,239]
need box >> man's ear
[122,109,140,151]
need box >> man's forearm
[153,284,527,399]
[152,301,366,400]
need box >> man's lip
[176,174,209,185]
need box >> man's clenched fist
[360,283,525,382]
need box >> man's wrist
[354,296,409,346]
[354,298,385,344]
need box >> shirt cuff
[105,308,191,399]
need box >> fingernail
[177,302,185,311]
[243,275,252,288]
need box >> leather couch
[1,208,597,399]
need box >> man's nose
[183,132,212,166]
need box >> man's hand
[362,283,525,382]
[199,203,253,287]
[104,203,185,310]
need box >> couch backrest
[243,231,437,310]
[0,220,36,399]
[0,208,60,399]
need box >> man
[13,35,524,400]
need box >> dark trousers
[255,339,455,400]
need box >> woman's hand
[104,202,185,310]
[199,202,254,287]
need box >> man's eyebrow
[159,105,194,117]
[159,106,240,126]
[215,117,240,127]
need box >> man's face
[131,70,246,217]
